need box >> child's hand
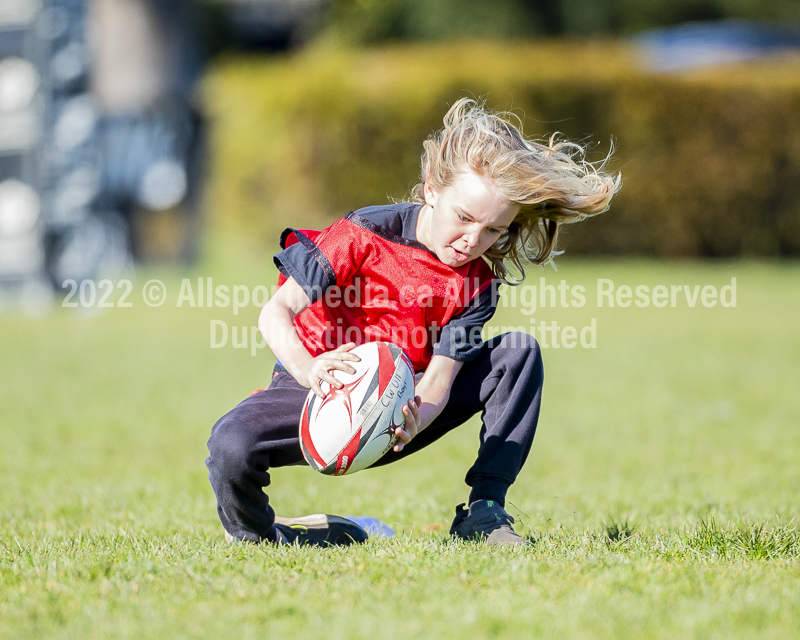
[393,395,422,453]
[299,343,361,399]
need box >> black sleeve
[433,281,500,362]
[273,233,336,304]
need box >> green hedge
[203,42,800,257]
[318,0,800,41]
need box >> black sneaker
[450,500,529,547]
[273,514,369,546]
[224,514,369,546]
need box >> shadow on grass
[604,517,636,546]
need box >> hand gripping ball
[299,341,415,475]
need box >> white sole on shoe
[274,514,357,527]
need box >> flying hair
[411,98,621,283]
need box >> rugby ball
[299,341,415,476]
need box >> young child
[206,98,619,546]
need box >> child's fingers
[335,354,360,368]
[310,371,337,397]
[394,398,421,452]
[393,427,410,452]
[403,402,419,428]
[330,359,357,375]
[332,343,361,360]
[323,372,343,389]
[407,398,420,422]
[311,379,325,398]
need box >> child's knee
[498,331,541,360]
[207,416,252,481]
[493,332,544,382]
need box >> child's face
[420,171,520,267]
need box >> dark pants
[206,332,544,542]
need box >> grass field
[1,238,799,639]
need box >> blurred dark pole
[29,0,209,301]
[86,0,206,269]
[0,0,209,311]
[0,0,51,313]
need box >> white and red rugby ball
[299,341,415,476]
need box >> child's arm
[258,276,360,398]
[393,355,463,452]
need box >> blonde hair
[412,98,621,283]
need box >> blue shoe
[344,516,395,538]
[450,500,528,547]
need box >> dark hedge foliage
[204,42,800,257]
[318,0,800,42]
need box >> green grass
[2,241,799,638]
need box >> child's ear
[423,180,439,206]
